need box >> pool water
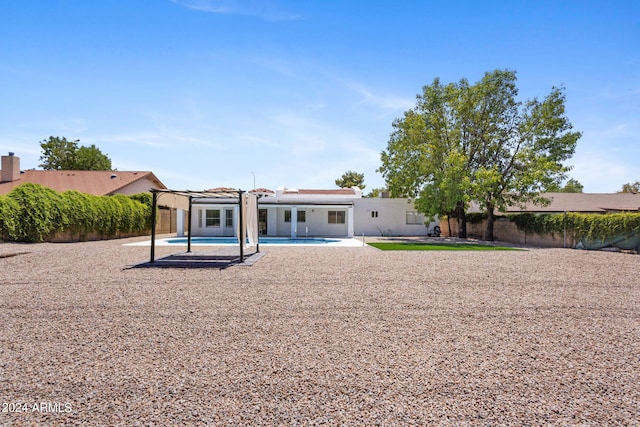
[165,237,341,245]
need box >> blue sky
[1,0,638,193]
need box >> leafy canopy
[379,69,581,240]
[335,170,366,190]
[39,136,113,170]
[620,181,640,194]
[546,178,584,193]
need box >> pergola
[149,188,259,263]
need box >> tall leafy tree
[39,136,79,170]
[379,69,581,241]
[75,144,113,170]
[380,78,474,237]
[39,136,112,170]
[546,178,584,193]
[335,171,366,190]
[619,181,640,193]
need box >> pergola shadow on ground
[131,247,266,269]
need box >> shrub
[5,183,66,242]
[0,195,20,241]
[509,212,640,241]
[0,184,152,242]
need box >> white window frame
[406,211,424,225]
[328,210,346,224]
[225,208,234,228]
[206,209,221,227]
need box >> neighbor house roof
[472,192,640,214]
[0,170,166,196]
[293,189,359,195]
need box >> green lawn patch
[368,242,523,251]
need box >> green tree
[39,136,79,170]
[546,178,584,193]
[75,144,113,170]
[335,171,366,190]
[379,69,581,241]
[39,136,112,170]
[365,187,387,198]
[620,181,640,193]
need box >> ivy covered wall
[0,183,152,242]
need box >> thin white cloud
[340,80,414,112]
[237,134,281,148]
[171,0,301,21]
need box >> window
[371,211,379,218]
[285,210,306,223]
[206,209,221,227]
[406,211,425,225]
[225,209,233,227]
[328,210,345,224]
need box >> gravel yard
[1,237,638,425]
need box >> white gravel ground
[0,236,638,426]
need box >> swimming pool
[125,236,365,247]
[166,237,340,245]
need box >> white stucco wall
[267,206,349,237]
[190,205,236,237]
[353,198,439,237]
[188,197,438,238]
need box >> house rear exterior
[188,186,439,238]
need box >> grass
[368,242,523,251]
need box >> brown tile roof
[250,188,275,194]
[0,170,166,196]
[501,192,640,213]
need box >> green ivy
[0,195,20,241]
[466,212,488,224]
[1,183,152,242]
[508,212,640,241]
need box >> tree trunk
[446,215,452,237]
[484,203,495,241]
[456,201,467,239]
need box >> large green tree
[546,178,584,193]
[335,170,366,190]
[39,136,112,170]
[75,144,113,170]
[379,69,581,241]
[620,181,640,193]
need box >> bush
[0,195,20,241]
[0,184,152,242]
[4,183,66,242]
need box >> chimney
[1,152,20,182]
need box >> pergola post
[187,196,193,253]
[256,195,260,253]
[150,190,158,263]
[239,190,244,263]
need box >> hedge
[0,183,152,242]
[508,212,640,241]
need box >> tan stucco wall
[440,217,576,248]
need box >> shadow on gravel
[128,250,266,270]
